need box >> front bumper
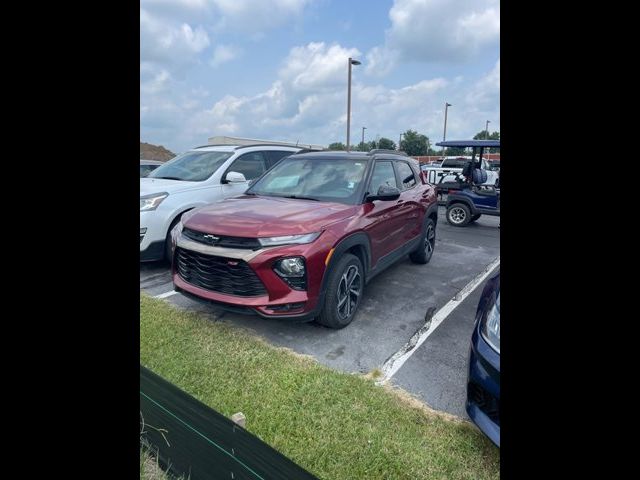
[172,230,334,320]
[140,211,168,261]
[466,324,500,447]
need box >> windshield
[247,156,368,204]
[149,150,233,181]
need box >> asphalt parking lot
[140,207,500,418]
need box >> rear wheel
[316,253,364,329]
[409,218,436,264]
[447,203,471,227]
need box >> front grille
[176,247,267,297]
[182,227,261,250]
[468,382,500,425]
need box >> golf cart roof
[436,140,500,148]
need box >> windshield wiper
[152,176,184,181]
[281,195,320,201]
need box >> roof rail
[234,143,317,151]
[368,149,408,156]
[193,144,235,149]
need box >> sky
[140,0,500,154]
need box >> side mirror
[224,171,247,184]
[366,185,401,202]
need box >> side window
[227,152,267,181]
[368,161,398,194]
[395,161,416,190]
[264,150,294,168]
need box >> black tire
[316,253,364,329]
[164,215,183,263]
[446,203,471,227]
[409,218,436,264]
[470,214,481,222]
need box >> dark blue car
[466,271,500,447]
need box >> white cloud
[210,44,241,67]
[142,37,499,152]
[464,59,500,111]
[366,0,500,75]
[140,7,210,70]
[279,42,361,92]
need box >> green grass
[140,295,499,480]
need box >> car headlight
[480,293,500,353]
[140,192,168,212]
[273,257,306,290]
[258,232,321,247]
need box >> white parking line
[376,256,500,385]
[153,290,178,299]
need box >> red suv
[170,150,438,328]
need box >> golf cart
[434,140,500,227]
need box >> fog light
[273,257,307,290]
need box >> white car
[421,156,499,186]
[140,144,302,261]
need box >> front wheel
[316,253,364,329]
[164,215,183,263]
[410,218,436,264]
[446,203,471,227]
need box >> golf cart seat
[472,168,488,184]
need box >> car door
[362,160,406,266]
[221,151,268,198]
[394,160,423,243]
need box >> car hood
[184,195,357,237]
[140,177,200,196]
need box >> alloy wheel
[336,265,362,321]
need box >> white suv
[140,144,302,261]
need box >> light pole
[361,126,367,151]
[398,132,404,151]
[485,120,491,157]
[346,57,361,152]
[442,102,451,157]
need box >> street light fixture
[346,57,361,152]
[361,126,367,151]
[442,102,452,157]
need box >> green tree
[399,129,429,156]
[377,137,396,150]
[444,147,467,156]
[473,130,500,140]
[328,142,346,150]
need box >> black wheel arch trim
[446,196,478,215]
[425,203,439,224]
[319,232,371,300]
